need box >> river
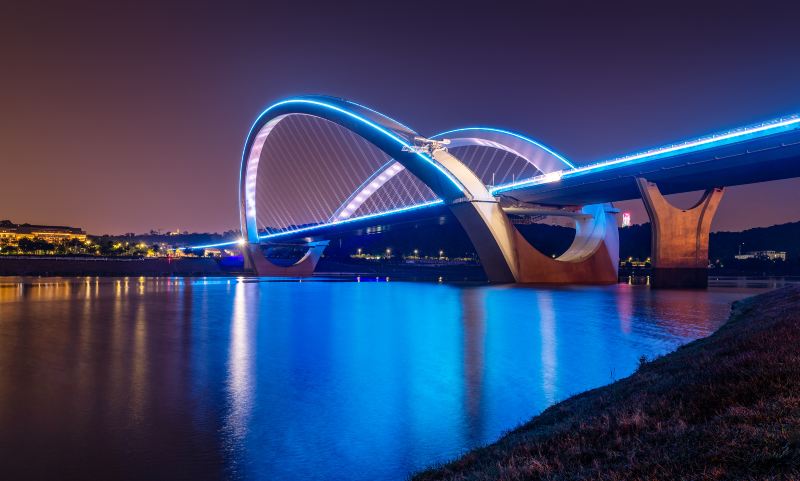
[0,277,762,480]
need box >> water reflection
[461,288,486,446]
[537,292,557,404]
[226,281,255,446]
[0,277,763,480]
[616,283,634,334]
[131,301,148,423]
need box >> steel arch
[239,96,469,243]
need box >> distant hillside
[322,219,800,262]
[711,221,800,261]
[619,221,800,261]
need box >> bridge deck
[260,117,800,243]
[504,128,800,206]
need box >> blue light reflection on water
[0,278,757,480]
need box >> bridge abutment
[635,178,724,289]
[244,241,329,277]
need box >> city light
[622,212,632,228]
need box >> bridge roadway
[261,117,800,242]
[498,122,800,206]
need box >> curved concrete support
[557,204,619,263]
[434,149,619,284]
[243,241,329,277]
[636,177,724,288]
[515,204,619,284]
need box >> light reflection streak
[225,281,255,444]
[131,301,148,422]
[536,292,557,404]
[0,283,23,303]
[616,284,634,334]
[461,289,486,445]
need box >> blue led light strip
[179,201,445,251]
[491,113,800,194]
[259,199,444,240]
[243,99,466,194]
[176,240,240,250]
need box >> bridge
[193,95,800,287]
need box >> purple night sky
[2,1,799,234]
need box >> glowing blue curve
[431,127,576,169]
[176,240,239,250]
[492,113,800,194]
[330,159,407,222]
[259,200,444,241]
[239,96,468,244]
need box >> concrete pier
[636,178,724,288]
[244,241,329,277]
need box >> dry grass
[414,287,800,481]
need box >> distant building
[734,250,787,261]
[622,212,632,227]
[0,220,87,244]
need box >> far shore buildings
[0,220,87,244]
[734,250,788,261]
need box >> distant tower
[622,212,632,228]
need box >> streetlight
[439,250,444,258]
[413,249,419,257]
[357,248,362,255]
[385,248,391,258]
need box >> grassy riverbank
[415,287,800,480]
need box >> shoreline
[2,257,799,287]
[414,286,800,480]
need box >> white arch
[330,127,573,221]
[240,96,470,244]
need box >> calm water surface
[0,277,761,480]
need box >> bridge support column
[243,241,329,277]
[514,203,619,284]
[433,148,618,285]
[448,200,619,284]
[636,178,724,289]
[448,200,519,283]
